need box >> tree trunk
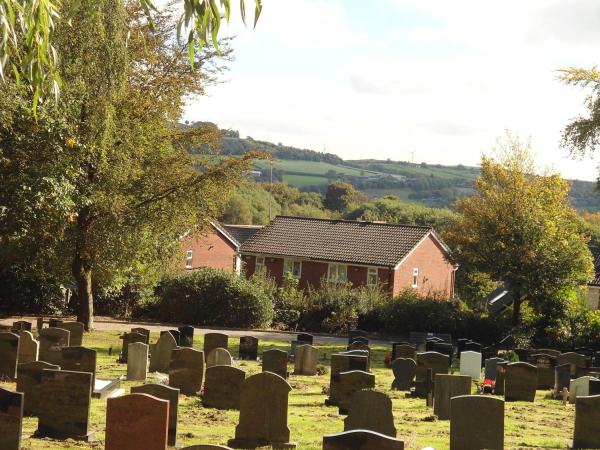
[511,290,521,326]
[72,206,94,331]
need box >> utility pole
[267,155,280,221]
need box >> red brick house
[240,216,457,297]
[179,223,263,274]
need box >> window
[284,259,302,279]
[185,250,193,269]
[255,257,266,275]
[412,268,419,287]
[367,267,378,286]
[328,264,348,283]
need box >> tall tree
[323,181,367,213]
[0,1,257,330]
[442,132,594,326]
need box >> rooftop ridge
[273,215,433,229]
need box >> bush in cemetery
[257,274,308,331]
[158,268,273,328]
[503,351,519,362]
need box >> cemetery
[0,322,597,449]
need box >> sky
[183,0,600,181]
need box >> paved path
[0,315,396,347]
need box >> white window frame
[367,267,378,287]
[185,250,193,269]
[284,259,302,279]
[328,264,348,283]
[412,268,419,287]
[255,257,266,275]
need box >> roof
[483,283,514,315]
[240,215,444,267]
[589,246,600,287]
[223,225,264,245]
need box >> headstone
[36,318,44,332]
[203,365,246,410]
[297,333,313,345]
[571,394,600,449]
[505,362,537,402]
[537,348,560,358]
[36,369,94,441]
[238,336,259,360]
[60,322,84,347]
[531,353,557,389]
[127,342,149,381]
[463,341,482,353]
[0,387,23,450]
[347,341,370,352]
[106,393,169,450]
[204,332,228,356]
[569,376,600,404]
[340,349,371,372]
[262,349,289,380]
[227,372,297,449]
[16,361,60,415]
[481,347,498,365]
[120,332,146,363]
[450,395,504,450]
[325,353,369,407]
[349,336,369,346]
[162,329,181,346]
[39,328,70,365]
[11,321,32,332]
[433,374,472,420]
[348,330,367,345]
[512,349,529,363]
[415,352,449,397]
[459,351,481,380]
[391,358,416,391]
[555,364,586,394]
[149,331,178,373]
[323,430,405,450]
[169,348,205,396]
[290,340,299,357]
[131,327,151,344]
[344,389,396,437]
[293,345,319,376]
[392,343,416,361]
[61,346,97,384]
[557,352,587,368]
[178,326,195,347]
[206,348,233,368]
[457,338,469,357]
[182,446,234,449]
[48,319,64,328]
[0,332,19,379]
[484,357,505,380]
[433,342,453,366]
[495,361,507,396]
[338,370,376,414]
[18,330,38,364]
[131,384,180,447]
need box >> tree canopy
[443,132,594,325]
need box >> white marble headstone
[460,351,482,380]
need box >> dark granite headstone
[391,358,416,391]
[537,348,560,358]
[203,365,246,410]
[348,330,367,345]
[238,336,259,360]
[323,429,404,450]
[48,319,64,328]
[131,327,151,344]
[512,349,529,363]
[450,395,504,450]
[531,353,557,389]
[344,389,396,437]
[433,374,472,420]
[120,332,146,363]
[481,347,498,365]
[326,353,369,407]
[415,352,449,397]
[11,321,32,333]
[349,336,369,346]
[297,333,313,345]
[392,343,416,361]
[169,348,204,396]
[433,343,453,366]
[178,326,195,347]
[204,332,228,356]
[290,340,299,357]
[16,361,60,415]
[167,330,181,346]
[39,328,69,366]
[555,364,586,393]
[463,341,482,353]
[571,394,600,449]
[262,349,288,379]
[347,341,370,352]
[106,393,169,450]
[60,322,84,347]
[61,346,97,385]
[0,387,23,450]
[131,384,180,447]
[457,338,469,357]
[227,372,296,449]
[36,369,94,441]
[505,362,537,402]
[484,357,505,380]
[340,349,371,372]
[338,370,376,415]
[557,352,587,368]
[0,332,19,379]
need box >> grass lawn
[282,174,329,188]
[1,330,576,449]
[253,160,366,176]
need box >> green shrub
[158,268,273,328]
[503,351,519,362]
[262,275,308,331]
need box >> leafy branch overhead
[0,0,261,116]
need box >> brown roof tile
[240,216,439,266]
[223,225,264,245]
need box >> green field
[253,159,366,176]
[1,329,578,449]
[282,174,329,187]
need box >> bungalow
[240,216,457,297]
[179,223,263,274]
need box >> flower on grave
[476,378,495,394]
[322,386,330,395]
[384,351,391,365]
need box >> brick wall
[180,231,237,272]
[392,234,454,297]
